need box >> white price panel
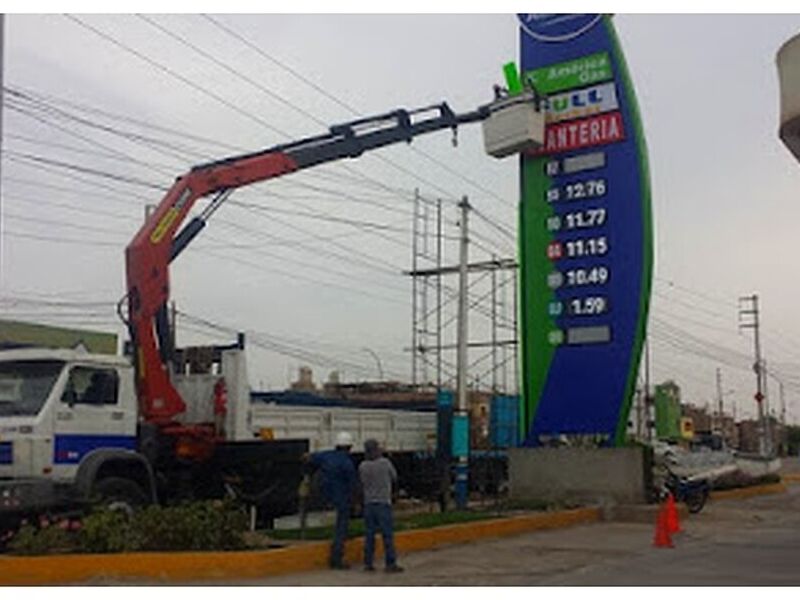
[568,296,609,317]
[546,178,607,203]
[564,236,608,258]
[564,266,610,287]
[563,207,607,230]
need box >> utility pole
[739,294,767,456]
[644,336,652,442]
[411,189,419,387]
[436,198,443,391]
[0,15,4,291]
[715,368,723,435]
[491,254,498,394]
[764,359,772,455]
[512,266,519,396]
[635,385,644,441]
[501,269,508,393]
[779,378,786,454]
[455,196,470,509]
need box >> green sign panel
[0,319,118,355]
[524,51,613,95]
[518,15,653,446]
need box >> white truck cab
[0,342,310,533]
[0,342,439,533]
[0,347,151,522]
[0,347,138,477]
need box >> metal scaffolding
[407,193,518,395]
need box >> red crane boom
[120,92,538,444]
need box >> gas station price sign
[517,14,653,446]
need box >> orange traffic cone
[653,504,674,548]
[665,492,681,534]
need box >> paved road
[244,485,800,586]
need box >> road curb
[0,507,600,585]
[710,482,787,502]
[781,473,800,484]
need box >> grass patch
[268,510,501,541]
[493,498,553,512]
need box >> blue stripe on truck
[0,442,11,465]
[53,434,136,464]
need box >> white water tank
[777,33,800,162]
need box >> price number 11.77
[564,208,606,230]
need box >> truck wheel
[92,477,149,515]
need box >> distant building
[290,366,317,392]
[737,419,761,454]
[737,416,785,455]
[682,404,712,434]
[285,365,495,447]
[718,414,739,449]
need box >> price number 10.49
[565,266,609,287]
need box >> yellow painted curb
[710,482,787,502]
[0,507,599,585]
[781,473,800,484]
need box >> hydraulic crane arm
[123,93,538,426]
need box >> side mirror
[62,388,77,408]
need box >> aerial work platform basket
[482,90,545,159]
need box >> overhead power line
[64,13,445,213]
[3,150,168,191]
[200,13,518,212]
[63,14,291,141]
[3,230,124,248]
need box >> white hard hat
[335,431,354,447]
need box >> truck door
[52,364,137,479]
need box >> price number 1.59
[569,296,609,316]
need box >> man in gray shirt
[359,439,403,573]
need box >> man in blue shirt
[309,431,356,569]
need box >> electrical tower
[739,294,769,456]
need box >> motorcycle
[662,465,711,514]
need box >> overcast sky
[2,14,800,423]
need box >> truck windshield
[0,360,64,417]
